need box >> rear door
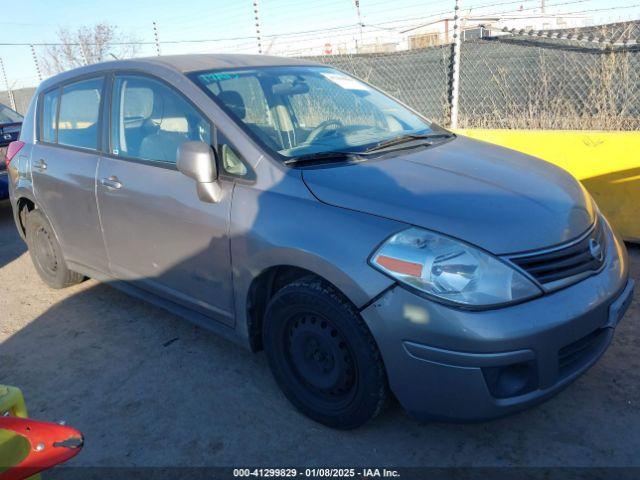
[96,73,235,325]
[31,77,108,272]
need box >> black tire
[263,277,387,429]
[25,209,84,289]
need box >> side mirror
[177,141,222,203]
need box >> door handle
[100,176,123,190]
[34,159,47,170]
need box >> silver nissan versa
[6,54,634,429]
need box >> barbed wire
[1,1,638,49]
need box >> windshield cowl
[283,150,362,166]
[283,131,455,167]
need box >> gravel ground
[0,198,639,468]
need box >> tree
[41,23,139,75]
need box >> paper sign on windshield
[321,72,370,91]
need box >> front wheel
[263,278,388,429]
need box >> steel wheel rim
[33,225,58,276]
[284,312,358,408]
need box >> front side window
[111,75,211,165]
[57,77,103,150]
[40,89,60,143]
[193,66,439,160]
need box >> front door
[31,77,109,272]
[96,74,235,325]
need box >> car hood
[302,136,595,254]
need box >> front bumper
[361,221,633,421]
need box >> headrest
[142,118,160,136]
[217,90,246,120]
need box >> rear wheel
[263,278,387,429]
[25,209,84,289]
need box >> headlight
[370,228,542,308]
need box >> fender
[230,179,403,341]
[9,188,37,241]
[10,189,63,256]
[232,248,395,344]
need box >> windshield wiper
[283,132,455,165]
[364,132,454,153]
[283,150,361,166]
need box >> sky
[1,0,639,89]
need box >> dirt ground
[1,198,639,468]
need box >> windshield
[0,104,23,124]
[193,66,442,159]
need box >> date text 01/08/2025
[232,468,401,478]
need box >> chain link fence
[2,23,640,131]
[304,45,452,125]
[458,36,640,130]
[0,87,35,116]
[305,24,640,130]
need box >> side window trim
[101,73,115,155]
[37,74,106,153]
[106,71,214,171]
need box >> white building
[267,9,592,57]
[400,11,592,50]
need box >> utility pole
[253,0,263,54]
[354,0,364,52]
[449,0,462,129]
[30,44,42,82]
[152,21,162,56]
[0,57,16,111]
[541,0,546,13]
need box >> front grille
[558,328,608,378]
[508,220,606,285]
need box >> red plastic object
[0,416,83,480]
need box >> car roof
[137,53,321,72]
[38,54,323,91]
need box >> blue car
[1,103,23,199]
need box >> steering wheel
[304,119,344,145]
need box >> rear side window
[57,77,104,150]
[110,75,211,165]
[40,89,60,143]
